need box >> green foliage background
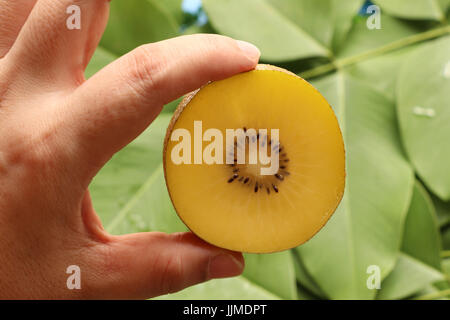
[86,0,450,300]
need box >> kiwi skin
[162,64,346,253]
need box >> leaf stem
[300,24,450,79]
[414,288,450,300]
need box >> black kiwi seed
[228,174,239,183]
[272,184,279,193]
[275,174,284,181]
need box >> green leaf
[430,193,450,228]
[296,287,320,300]
[443,259,450,276]
[265,0,363,51]
[155,277,280,300]
[85,47,117,79]
[297,73,414,299]
[162,97,182,114]
[377,182,444,299]
[331,0,365,51]
[292,250,326,298]
[337,13,424,58]
[373,0,447,21]
[266,0,333,48]
[413,283,450,299]
[344,46,417,101]
[243,252,297,300]
[158,0,184,25]
[443,229,450,250]
[377,254,443,299]
[397,36,450,201]
[182,22,216,35]
[202,0,330,61]
[402,183,442,270]
[100,0,178,56]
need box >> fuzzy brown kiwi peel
[163,64,345,253]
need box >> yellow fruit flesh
[164,68,345,253]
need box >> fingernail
[236,40,261,63]
[208,254,244,279]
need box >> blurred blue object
[360,0,375,15]
[182,0,202,14]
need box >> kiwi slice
[163,64,345,253]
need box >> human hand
[0,0,260,299]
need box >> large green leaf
[373,0,447,21]
[377,254,443,299]
[345,46,417,101]
[402,183,442,270]
[158,0,184,25]
[430,193,450,228]
[397,36,450,201]
[377,182,444,299]
[297,73,414,299]
[155,277,280,300]
[331,0,365,51]
[292,250,326,298]
[266,0,363,50]
[337,13,424,58]
[182,22,216,35]
[202,0,330,61]
[243,252,297,300]
[443,229,450,250]
[100,0,178,56]
[413,283,450,299]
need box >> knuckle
[195,34,239,66]
[2,119,63,174]
[7,132,51,171]
[160,254,185,294]
[124,44,168,102]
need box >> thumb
[94,232,244,299]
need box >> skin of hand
[0,0,260,299]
